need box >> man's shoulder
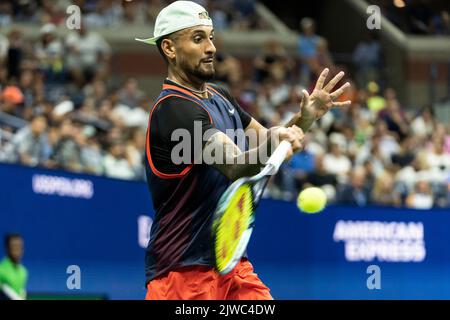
[154,94,202,110]
[0,258,20,273]
[151,95,211,123]
[207,82,230,96]
[207,82,237,104]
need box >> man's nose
[206,39,216,55]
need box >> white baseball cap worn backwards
[135,1,213,46]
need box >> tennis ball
[297,187,327,214]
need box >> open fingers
[330,82,350,100]
[332,100,352,108]
[314,68,329,91]
[323,71,345,92]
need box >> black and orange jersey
[145,79,252,283]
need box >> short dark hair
[4,233,22,249]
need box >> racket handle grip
[265,140,291,174]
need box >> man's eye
[194,37,202,42]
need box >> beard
[192,65,215,81]
[179,58,215,81]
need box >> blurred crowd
[0,0,267,31]
[0,21,148,180]
[0,8,449,209]
[370,0,449,35]
[214,17,450,209]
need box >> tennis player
[138,1,350,300]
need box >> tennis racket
[212,140,292,275]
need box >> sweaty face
[173,26,216,81]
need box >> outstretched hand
[300,68,351,120]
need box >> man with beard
[136,1,350,300]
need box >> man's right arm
[205,126,304,181]
[150,97,304,181]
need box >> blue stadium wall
[1,163,449,300]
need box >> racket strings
[214,184,254,272]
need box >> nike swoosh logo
[227,108,235,115]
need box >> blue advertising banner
[1,163,449,299]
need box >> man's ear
[161,38,176,60]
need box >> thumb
[300,89,310,113]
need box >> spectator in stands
[83,79,108,108]
[411,106,435,138]
[5,29,24,82]
[352,32,382,88]
[406,180,434,209]
[297,17,325,86]
[103,139,135,180]
[312,38,336,77]
[118,78,145,108]
[362,159,376,191]
[278,149,316,200]
[436,123,450,154]
[306,152,338,189]
[425,136,450,172]
[366,81,386,116]
[0,233,27,300]
[254,39,293,84]
[373,121,400,163]
[125,128,146,180]
[65,21,111,87]
[378,88,409,141]
[391,136,416,169]
[50,118,83,172]
[212,36,242,87]
[80,132,104,176]
[372,170,400,206]
[12,115,51,166]
[34,23,65,89]
[84,0,123,28]
[338,166,371,206]
[322,139,351,183]
[264,79,291,123]
[355,136,387,178]
[111,92,149,129]
[0,85,24,118]
[0,1,12,27]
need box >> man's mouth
[202,58,214,64]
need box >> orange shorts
[145,259,273,300]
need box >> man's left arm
[245,68,351,141]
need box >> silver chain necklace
[167,78,208,95]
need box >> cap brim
[135,37,158,45]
